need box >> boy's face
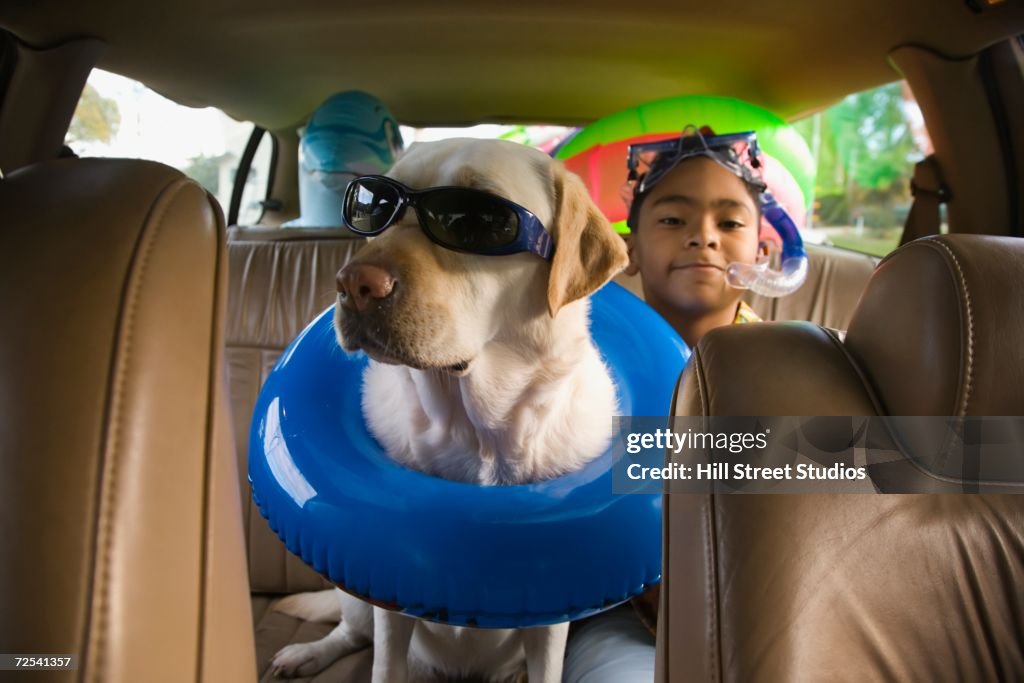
[628,157,763,317]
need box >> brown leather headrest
[845,235,1024,416]
[677,322,879,417]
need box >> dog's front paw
[270,642,333,679]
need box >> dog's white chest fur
[362,312,616,486]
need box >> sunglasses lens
[418,190,519,251]
[344,178,401,233]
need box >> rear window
[400,124,573,153]
[793,80,939,257]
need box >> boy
[564,128,801,682]
[624,128,771,347]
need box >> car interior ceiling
[0,3,1021,228]
[1,2,1023,681]
[1,0,1022,128]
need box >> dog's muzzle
[333,261,472,373]
[334,262,400,356]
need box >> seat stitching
[694,349,707,418]
[930,239,974,416]
[705,495,720,682]
[661,493,671,682]
[695,351,719,680]
[88,176,192,682]
[195,189,227,682]
[821,326,885,416]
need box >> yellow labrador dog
[270,138,628,683]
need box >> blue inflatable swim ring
[249,282,690,628]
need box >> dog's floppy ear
[547,163,629,317]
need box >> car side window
[233,129,275,225]
[64,68,267,220]
[794,80,939,257]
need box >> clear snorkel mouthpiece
[726,254,809,297]
[725,190,808,297]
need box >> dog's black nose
[336,263,397,312]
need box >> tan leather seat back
[226,226,366,594]
[615,242,878,329]
[0,159,255,682]
[659,235,1024,681]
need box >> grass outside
[820,227,902,258]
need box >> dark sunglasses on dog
[342,175,554,260]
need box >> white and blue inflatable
[249,282,689,627]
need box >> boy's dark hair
[627,150,763,232]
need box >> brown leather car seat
[615,241,878,330]
[658,235,1024,681]
[0,159,256,682]
[225,226,372,682]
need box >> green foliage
[183,154,225,195]
[794,82,923,228]
[814,193,849,225]
[67,84,120,144]
[498,125,531,145]
[828,229,902,258]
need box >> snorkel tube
[725,190,808,298]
